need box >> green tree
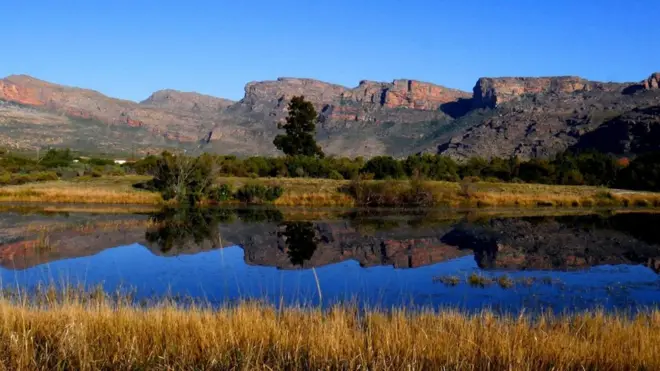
[273,96,324,158]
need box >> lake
[1,206,659,313]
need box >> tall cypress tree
[273,96,324,158]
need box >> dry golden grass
[1,175,660,208]
[0,176,162,205]
[0,293,657,370]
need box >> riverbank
[1,175,660,208]
[0,294,656,370]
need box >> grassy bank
[0,295,657,370]
[0,175,161,205]
[1,175,660,208]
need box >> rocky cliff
[572,105,660,155]
[436,73,660,160]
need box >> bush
[150,152,217,204]
[208,184,233,202]
[328,170,344,180]
[234,184,284,203]
[345,177,434,207]
[0,171,58,185]
[362,156,405,180]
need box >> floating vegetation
[434,275,461,287]
[434,274,562,289]
[497,275,514,289]
[467,273,493,287]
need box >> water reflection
[0,207,659,312]
[278,222,319,267]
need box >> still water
[1,207,659,313]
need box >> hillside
[0,72,658,159]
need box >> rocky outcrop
[438,76,660,160]
[140,89,234,113]
[242,77,470,112]
[243,78,347,108]
[472,76,622,108]
[343,79,471,110]
[644,72,660,90]
[572,106,660,155]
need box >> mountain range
[0,72,658,159]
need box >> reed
[0,291,657,370]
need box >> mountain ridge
[0,72,658,159]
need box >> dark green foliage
[234,184,284,203]
[208,184,233,202]
[362,156,405,179]
[40,149,74,168]
[273,96,324,158]
[403,154,459,181]
[0,171,59,185]
[616,152,660,191]
[126,155,160,175]
[85,157,115,166]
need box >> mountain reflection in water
[0,207,659,312]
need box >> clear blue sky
[2,0,658,102]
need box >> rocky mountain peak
[140,89,234,113]
[242,78,347,106]
[644,72,660,90]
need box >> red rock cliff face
[0,77,46,106]
[0,75,225,141]
[341,79,470,110]
[472,76,594,108]
[0,75,145,125]
[242,77,470,111]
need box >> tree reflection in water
[146,207,283,253]
[278,222,319,267]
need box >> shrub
[234,184,284,203]
[362,156,405,180]
[0,171,59,185]
[328,170,344,180]
[208,184,233,202]
[345,178,435,207]
[150,152,218,204]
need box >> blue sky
[2,0,658,101]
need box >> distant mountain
[0,72,658,158]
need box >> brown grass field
[0,291,657,370]
[1,175,660,208]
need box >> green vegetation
[0,289,657,370]
[273,96,324,158]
